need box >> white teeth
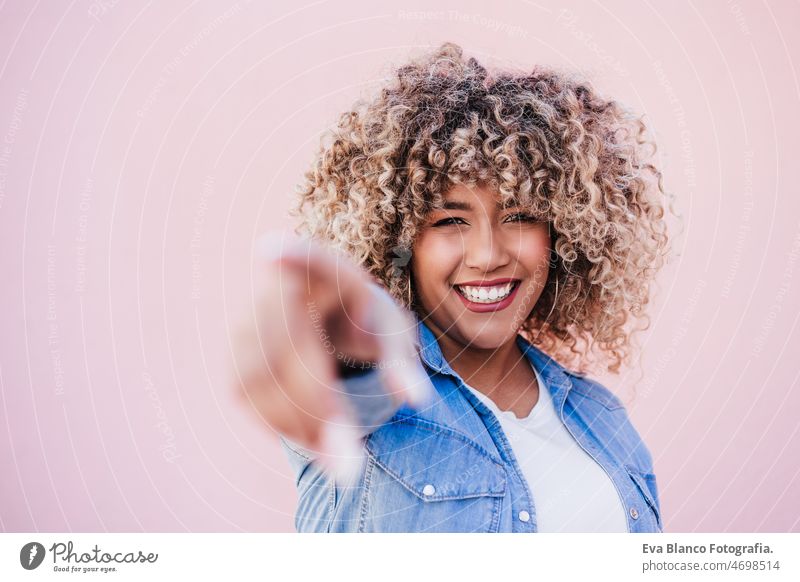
[455,282,516,304]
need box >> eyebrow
[441,200,520,211]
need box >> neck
[429,323,532,397]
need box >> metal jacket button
[518,510,530,522]
[422,484,436,496]
[629,507,639,519]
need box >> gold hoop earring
[544,277,559,323]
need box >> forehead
[436,183,520,211]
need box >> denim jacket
[280,316,663,533]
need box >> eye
[432,216,467,227]
[504,212,538,223]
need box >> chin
[453,321,516,351]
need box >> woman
[236,43,671,532]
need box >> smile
[455,281,516,303]
[453,279,521,312]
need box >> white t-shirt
[463,362,628,532]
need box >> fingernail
[318,414,365,484]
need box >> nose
[463,221,511,274]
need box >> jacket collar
[412,313,574,413]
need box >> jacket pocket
[360,416,506,532]
[624,464,663,532]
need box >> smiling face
[410,183,552,351]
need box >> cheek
[411,235,462,282]
[518,230,552,279]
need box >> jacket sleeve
[278,435,334,532]
[277,366,397,533]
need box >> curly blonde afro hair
[290,42,672,375]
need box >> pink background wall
[1,0,798,532]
